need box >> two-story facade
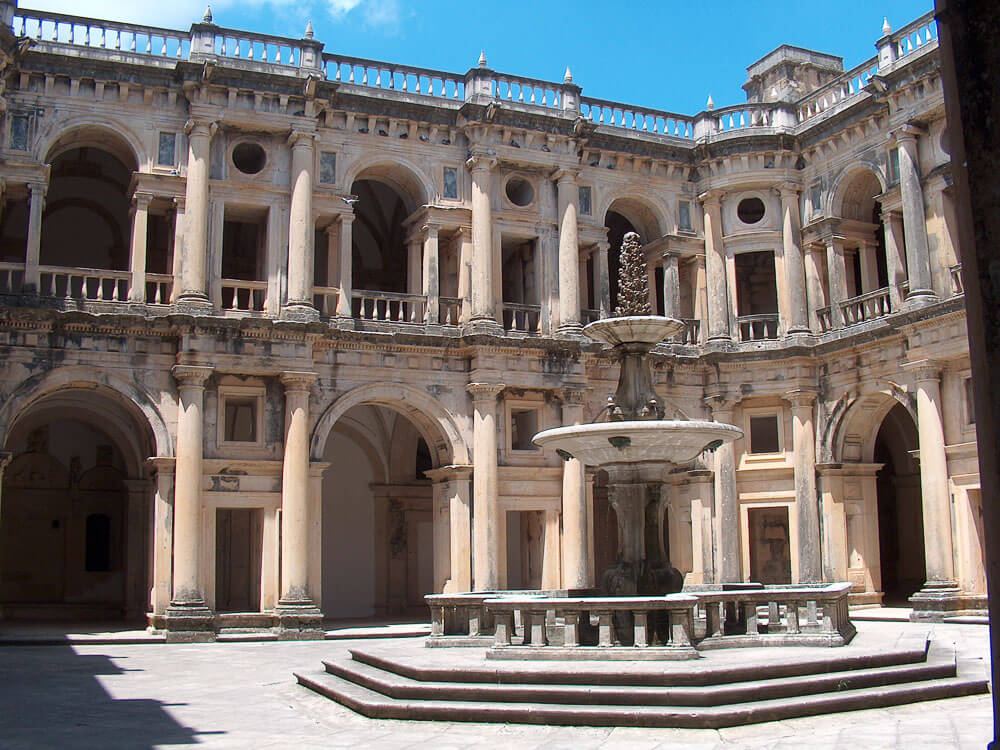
[0,2,982,638]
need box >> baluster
[453,82,460,98]
[349,65,356,83]
[220,37,226,55]
[160,37,167,56]
[67,23,74,44]
[362,67,368,85]
[414,74,421,93]
[129,32,136,52]
[38,19,45,41]
[144,34,151,54]
[248,40,255,60]
[541,90,547,106]
[112,277,121,301]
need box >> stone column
[169,197,186,303]
[555,169,582,336]
[780,184,810,334]
[24,181,46,292]
[884,211,908,309]
[422,224,440,324]
[430,479,450,592]
[804,245,826,331]
[165,364,214,641]
[646,260,658,314]
[684,470,715,584]
[177,120,214,307]
[903,361,959,615]
[786,390,821,582]
[859,240,880,294]
[467,154,500,330]
[824,236,848,329]
[707,396,739,582]
[277,371,323,638]
[893,125,937,303]
[560,389,590,588]
[594,240,611,317]
[336,213,354,318]
[457,227,473,324]
[467,383,504,590]
[541,509,562,589]
[128,192,153,303]
[147,458,174,623]
[701,193,730,341]
[426,465,473,592]
[662,251,680,319]
[284,130,317,318]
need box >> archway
[832,167,893,302]
[320,402,449,620]
[603,198,662,312]
[1,387,154,622]
[873,402,925,603]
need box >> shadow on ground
[0,642,206,749]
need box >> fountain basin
[533,420,742,467]
[584,315,685,347]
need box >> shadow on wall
[0,644,206,748]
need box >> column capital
[280,371,318,392]
[704,392,735,417]
[27,180,47,196]
[778,181,802,198]
[698,189,724,207]
[558,387,588,406]
[902,358,943,383]
[287,128,317,148]
[132,191,155,210]
[890,122,925,143]
[784,388,818,410]
[466,151,498,172]
[424,464,474,483]
[339,210,356,225]
[421,223,440,240]
[184,119,217,138]
[466,382,505,402]
[172,195,186,212]
[172,364,213,387]
[551,167,579,184]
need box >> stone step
[321,649,958,707]
[295,658,988,729]
[348,641,931,687]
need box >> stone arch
[37,118,143,173]
[0,366,173,462]
[329,417,390,483]
[826,385,916,464]
[600,193,667,242]
[343,155,431,213]
[829,163,887,221]
[310,383,468,467]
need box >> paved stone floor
[0,619,992,749]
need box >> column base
[464,317,503,335]
[275,601,325,640]
[908,581,964,621]
[163,602,216,642]
[173,292,214,313]
[556,322,586,340]
[904,290,939,307]
[280,303,320,322]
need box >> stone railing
[817,305,833,332]
[144,273,173,305]
[679,318,701,344]
[840,287,892,326]
[353,289,425,323]
[425,590,596,643]
[39,266,130,302]
[737,313,779,341]
[950,263,964,295]
[486,72,567,110]
[220,279,267,312]
[580,97,694,139]
[708,103,783,133]
[439,296,462,326]
[206,26,313,69]
[324,54,465,99]
[0,262,25,294]
[501,302,542,334]
[484,595,699,656]
[797,56,879,124]
[695,582,855,647]
[891,12,938,62]
[312,285,341,318]
[13,8,189,59]
[581,308,602,324]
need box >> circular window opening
[737,197,766,224]
[232,142,267,175]
[505,176,534,207]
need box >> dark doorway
[215,509,262,612]
[874,403,926,604]
[604,211,639,312]
[748,507,792,584]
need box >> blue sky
[32,0,933,114]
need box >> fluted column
[128,192,153,303]
[701,193,730,341]
[423,224,440,324]
[594,240,611,317]
[336,213,354,318]
[707,395,739,582]
[555,169,582,335]
[177,120,214,306]
[24,181,46,292]
[277,371,323,636]
[467,383,504,590]
[786,390,820,582]
[467,154,500,330]
[285,130,317,318]
[893,125,937,303]
[662,251,680,319]
[904,361,956,588]
[780,184,810,334]
[166,365,213,640]
[560,389,590,588]
[824,236,848,329]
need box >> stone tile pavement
[0,619,992,749]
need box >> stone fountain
[533,234,741,601]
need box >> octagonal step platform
[295,632,988,728]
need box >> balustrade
[797,58,879,123]
[737,313,779,341]
[13,8,189,59]
[840,287,892,326]
[501,302,542,334]
[324,54,464,99]
[950,263,964,295]
[352,289,425,323]
[145,273,173,305]
[439,296,462,326]
[711,104,778,132]
[0,263,24,294]
[39,266,130,302]
[581,97,693,138]
[220,279,267,312]
[211,28,306,68]
[893,14,938,60]
[817,306,833,333]
[312,285,341,318]
[489,74,563,109]
[581,308,601,325]
[679,318,701,344]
